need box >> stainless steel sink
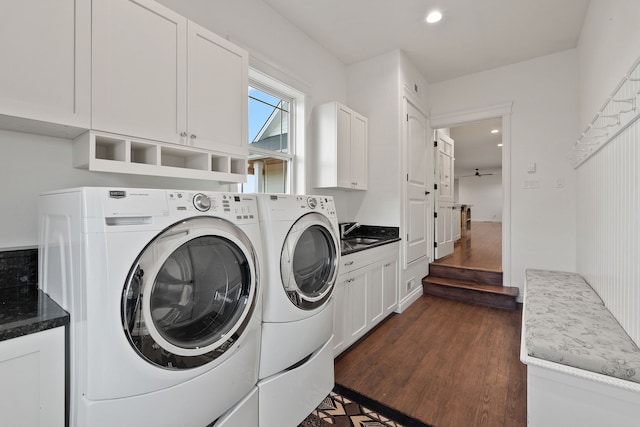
[341,241,367,252]
[344,237,381,245]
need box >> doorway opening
[433,118,503,272]
[429,101,512,287]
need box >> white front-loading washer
[256,194,339,427]
[39,188,262,427]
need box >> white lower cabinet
[333,243,399,357]
[0,327,65,427]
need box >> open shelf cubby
[73,131,247,182]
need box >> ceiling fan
[461,168,495,177]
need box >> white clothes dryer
[39,188,263,427]
[256,194,339,426]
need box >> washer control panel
[306,197,317,209]
[193,193,212,212]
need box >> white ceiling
[261,0,590,83]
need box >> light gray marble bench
[521,269,640,427]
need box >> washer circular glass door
[280,213,339,310]
[122,217,259,369]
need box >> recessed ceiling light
[497,143,503,147]
[491,129,500,134]
[426,11,442,24]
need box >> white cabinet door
[351,113,368,189]
[336,106,352,188]
[0,0,90,131]
[367,261,385,326]
[186,21,248,154]
[367,256,398,327]
[92,0,248,158]
[315,102,368,190]
[332,275,347,355]
[348,270,368,342]
[333,269,367,357]
[92,0,187,144]
[333,245,399,357]
[0,327,65,427]
[382,257,398,315]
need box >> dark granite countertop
[0,286,69,342]
[340,224,401,256]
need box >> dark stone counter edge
[339,224,401,256]
[341,237,402,256]
[0,287,69,342]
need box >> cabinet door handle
[180,131,187,137]
[190,134,197,139]
[384,263,391,267]
[344,261,354,266]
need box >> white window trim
[249,68,306,194]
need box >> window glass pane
[249,87,289,154]
[245,154,288,194]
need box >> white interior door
[405,99,430,266]
[434,130,455,259]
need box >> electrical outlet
[407,279,415,291]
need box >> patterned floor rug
[299,384,433,427]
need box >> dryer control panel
[167,191,258,223]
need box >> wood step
[429,264,503,286]
[422,276,518,311]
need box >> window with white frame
[241,71,301,194]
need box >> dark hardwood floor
[433,221,502,271]
[334,295,526,427]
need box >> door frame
[430,102,513,287]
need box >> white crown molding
[430,101,513,128]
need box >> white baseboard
[395,286,423,313]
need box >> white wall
[575,0,640,344]
[577,0,640,127]
[344,50,402,225]
[342,49,430,226]
[430,50,579,292]
[457,170,502,222]
[345,50,431,308]
[0,130,231,248]
[0,0,349,249]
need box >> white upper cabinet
[0,0,90,137]
[186,21,248,154]
[92,0,186,145]
[315,102,368,190]
[92,0,248,156]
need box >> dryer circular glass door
[280,213,339,310]
[122,217,259,370]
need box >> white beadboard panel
[576,119,640,345]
